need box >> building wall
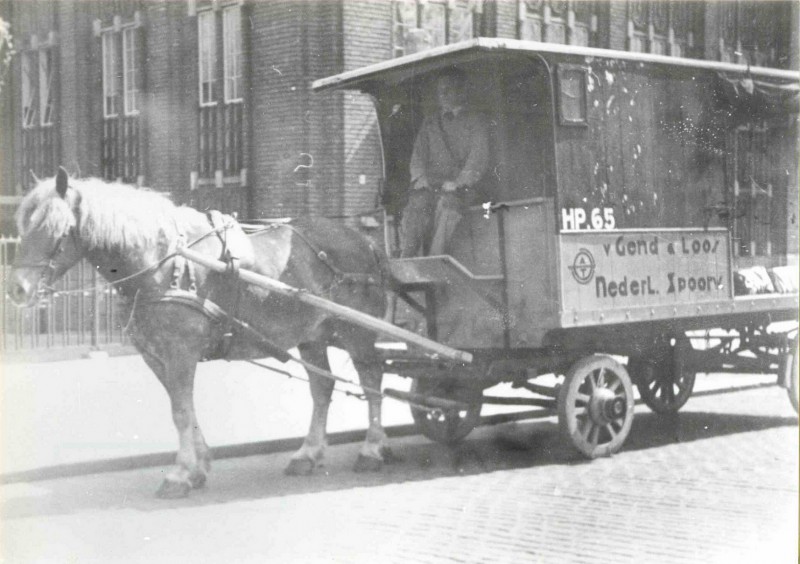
[249,0,345,218]
[144,2,195,194]
[1,0,797,235]
[342,0,392,222]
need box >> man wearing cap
[400,70,490,257]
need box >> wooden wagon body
[315,38,798,352]
[308,39,800,455]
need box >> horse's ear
[56,166,69,198]
[29,170,40,184]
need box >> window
[392,0,478,57]
[122,27,139,115]
[20,40,58,190]
[195,4,246,184]
[557,64,588,126]
[519,0,596,47]
[21,51,37,128]
[38,49,54,126]
[102,32,119,117]
[198,10,216,106]
[627,0,699,58]
[97,16,142,183]
[718,1,791,67]
[222,5,242,103]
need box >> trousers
[400,189,466,257]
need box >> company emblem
[569,248,595,284]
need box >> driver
[400,69,489,257]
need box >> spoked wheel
[410,378,482,445]
[558,355,635,459]
[631,339,696,414]
[780,335,798,414]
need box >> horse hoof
[285,458,315,476]
[156,478,192,499]
[380,446,402,464]
[189,472,207,490]
[353,454,383,473]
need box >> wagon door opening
[374,54,558,349]
[377,55,557,258]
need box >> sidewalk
[1,350,421,476]
[1,350,779,477]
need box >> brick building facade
[1,0,797,234]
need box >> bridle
[14,226,80,295]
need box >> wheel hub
[588,387,626,424]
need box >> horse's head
[10,167,84,306]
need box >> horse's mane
[16,176,204,250]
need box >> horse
[10,167,394,498]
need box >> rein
[259,222,381,287]
[30,221,237,299]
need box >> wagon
[310,39,800,457]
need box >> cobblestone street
[2,378,797,564]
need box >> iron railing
[1,236,128,354]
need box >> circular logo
[569,248,595,284]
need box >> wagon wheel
[780,335,798,414]
[631,339,696,414]
[558,355,635,459]
[410,378,482,445]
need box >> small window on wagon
[557,64,589,126]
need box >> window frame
[21,50,37,129]
[38,48,54,126]
[556,64,589,127]
[122,27,139,116]
[391,0,477,58]
[198,10,217,107]
[222,5,243,104]
[102,31,119,118]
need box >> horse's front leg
[286,342,334,476]
[141,350,209,498]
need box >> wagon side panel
[553,58,727,233]
[504,199,561,347]
[434,209,506,349]
[558,229,733,327]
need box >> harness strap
[145,289,291,363]
[171,234,187,290]
[278,223,379,287]
[205,209,246,358]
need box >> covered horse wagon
[313,38,799,456]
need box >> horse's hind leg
[345,331,391,473]
[141,350,208,498]
[285,342,335,476]
[190,412,212,486]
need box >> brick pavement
[2,383,797,564]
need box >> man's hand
[442,180,458,193]
[413,177,430,190]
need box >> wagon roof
[312,37,800,93]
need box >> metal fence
[1,236,128,354]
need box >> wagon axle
[589,388,627,423]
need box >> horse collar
[171,232,198,293]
